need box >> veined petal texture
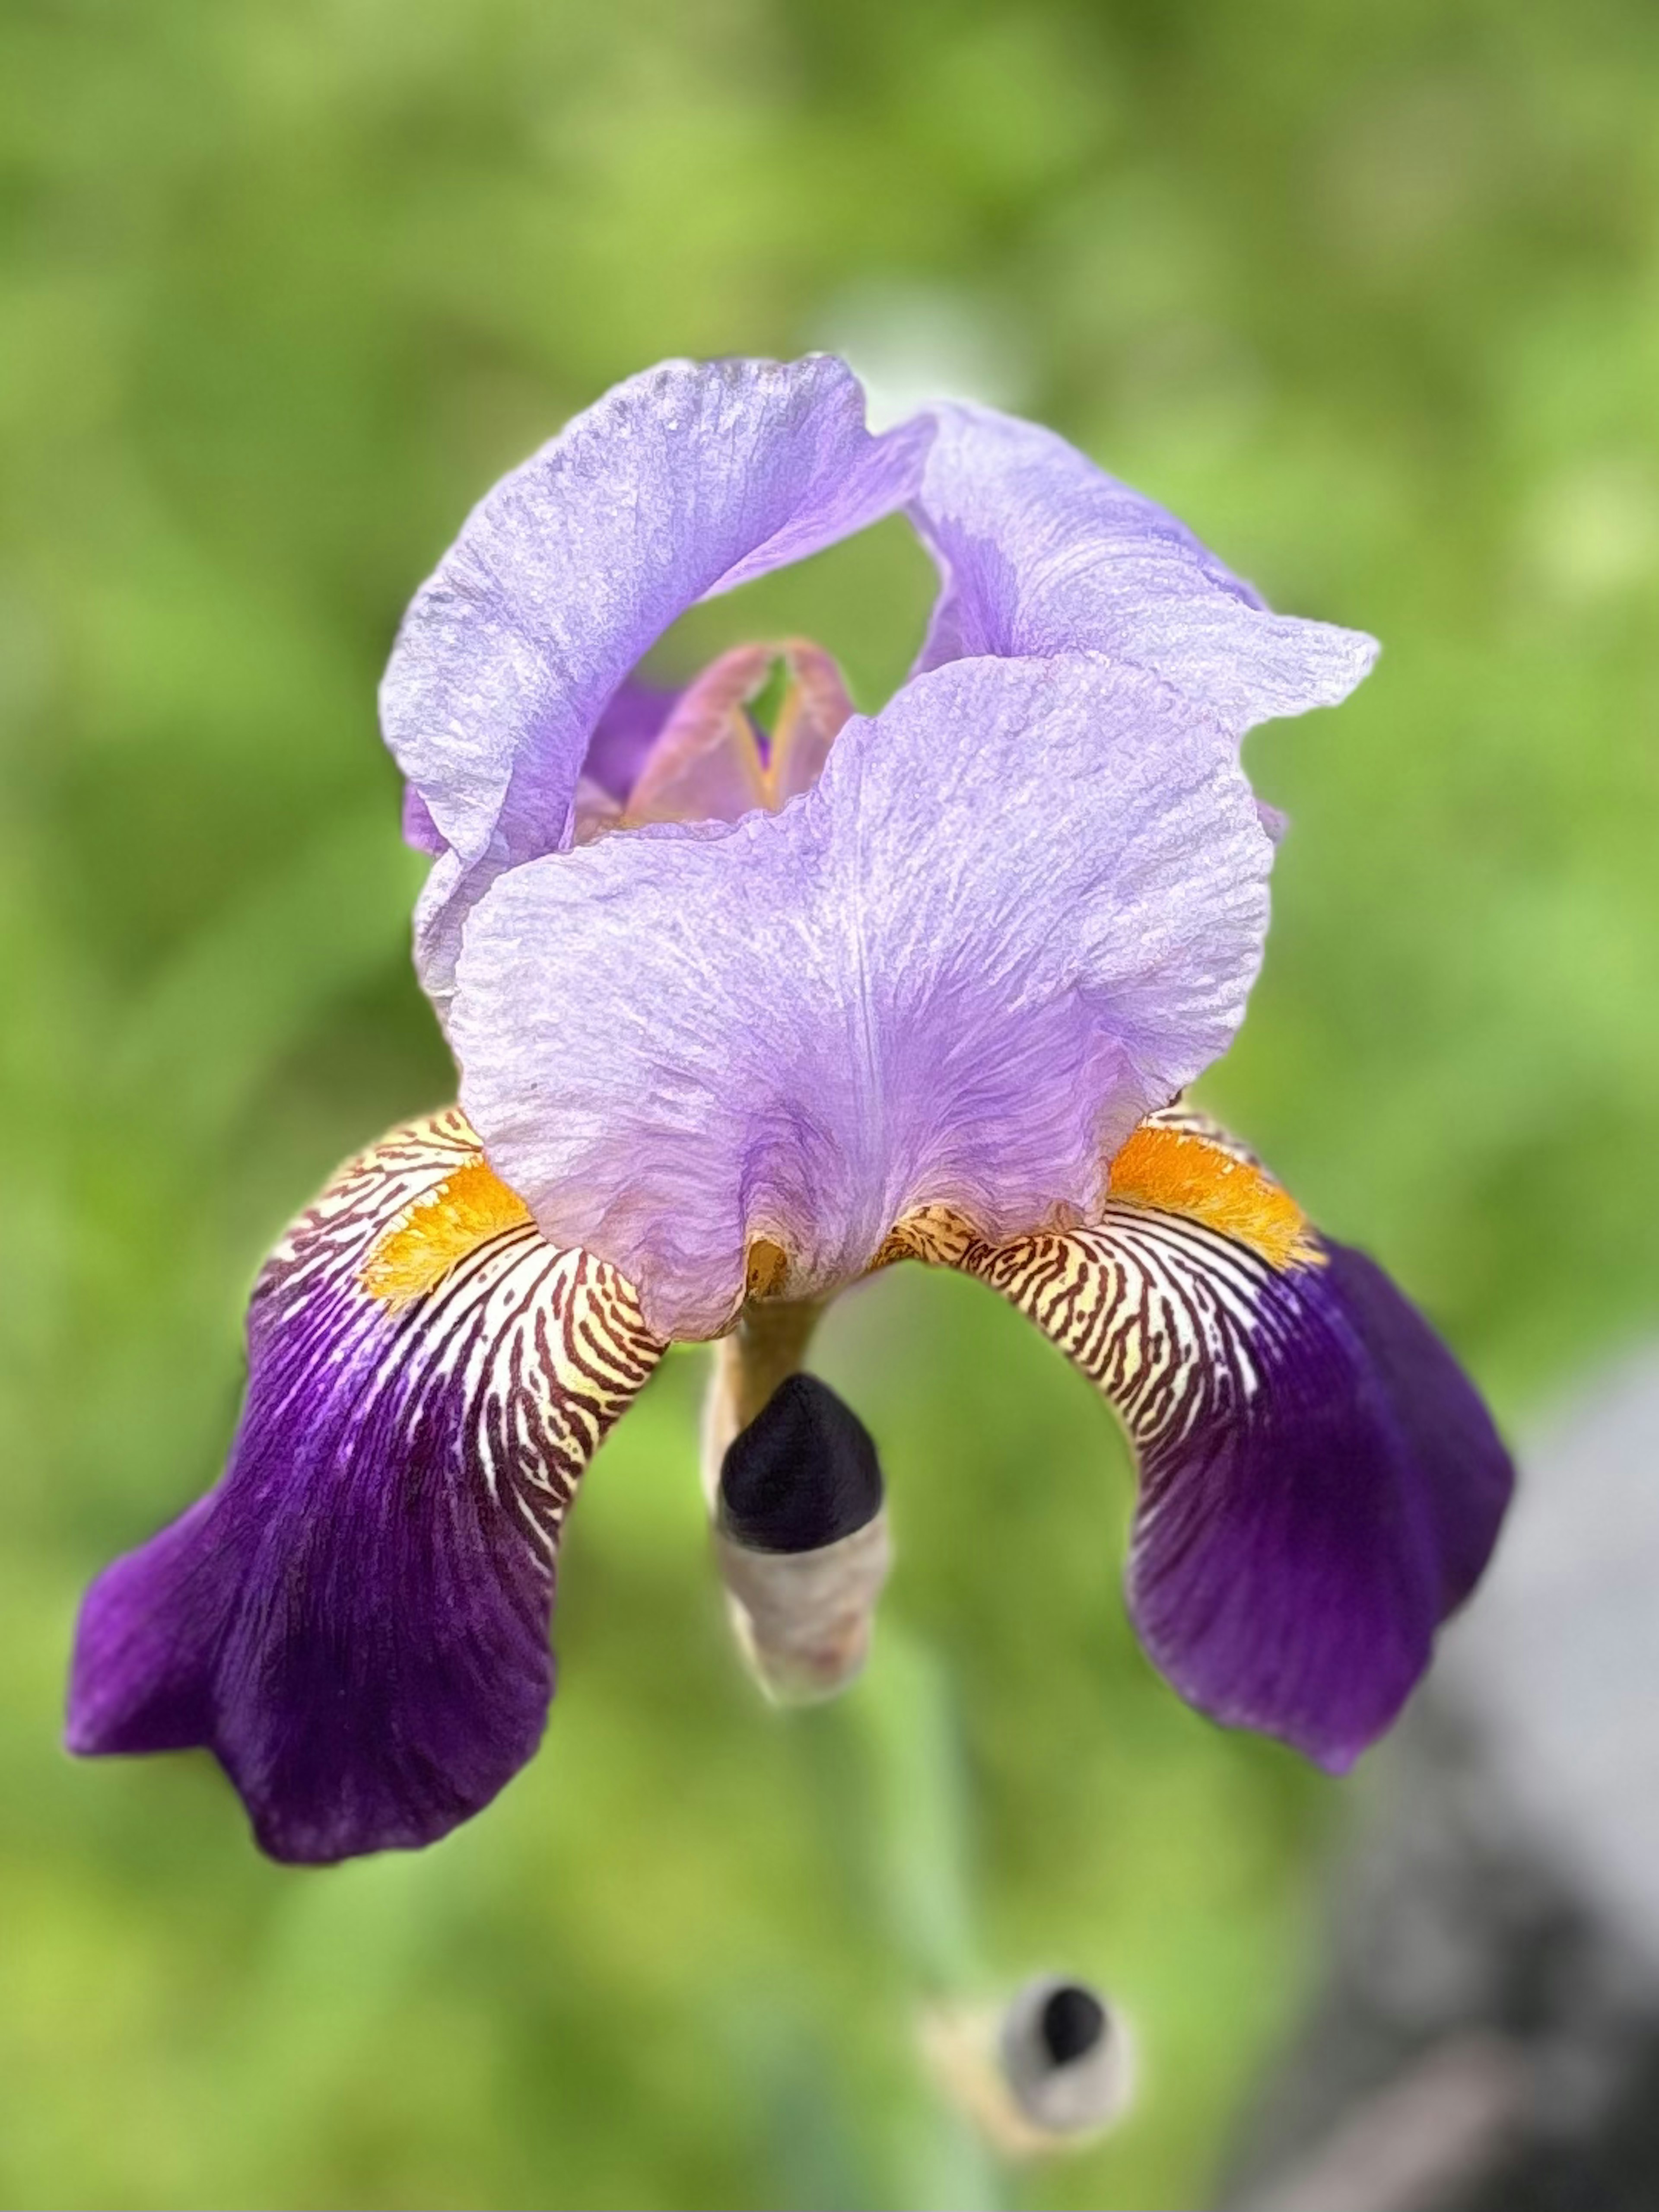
[380,356,931,1001]
[900,1108,1513,1767]
[451,654,1273,1340]
[911,403,1378,732]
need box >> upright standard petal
[67,1112,664,1863]
[451,654,1273,1341]
[911,404,1377,733]
[379,356,932,1000]
[888,1111,1513,1768]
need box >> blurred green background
[4,0,1658,2206]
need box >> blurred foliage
[3,0,1658,2206]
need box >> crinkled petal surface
[451,655,1273,1340]
[914,1110,1513,1767]
[380,356,931,999]
[413,679,676,855]
[911,403,1378,732]
[67,1113,664,1863]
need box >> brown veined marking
[872,1206,979,1271]
[1105,1122,1321,1272]
[360,1157,534,1305]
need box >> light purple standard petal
[380,356,932,1003]
[401,782,446,856]
[400,677,675,859]
[911,403,1378,733]
[451,654,1272,1340]
[67,1113,663,1863]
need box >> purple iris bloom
[67,356,1513,1865]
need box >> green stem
[798,1621,1008,2212]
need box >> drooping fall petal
[891,1108,1513,1768]
[67,1112,664,1862]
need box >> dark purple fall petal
[1318,1239,1516,1619]
[956,1116,1513,1769]
[67,1113,664,1863]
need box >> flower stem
[796,1620,1007,2212]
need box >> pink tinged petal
[768,642,855,805]
[944,1113,1513,1769]
[450,654,1273,1341]
[624,645,774,827]
[378,356,932,1003]
[910,403,1378,733]
[622,640,858,828]
[66,1112,664,1864]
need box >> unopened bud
[714,1373,891,1703]
[924,1975,1133,2156]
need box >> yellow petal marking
[1105,1122,1321,1271]
[360,1158,534,1305]
[744,1236,791,1301]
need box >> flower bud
[923,1974,1133,2156]
[998,1976,1130,2139]
[713,1373,891,1703]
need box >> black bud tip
[1039,1984,1107,2069]
[718,1373,884,1555]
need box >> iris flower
[67,356,1513,1865]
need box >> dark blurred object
[1224,1353,1659,2212]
